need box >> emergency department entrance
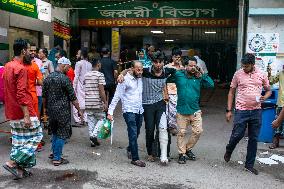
[78,0,240,83]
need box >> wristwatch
[226,109,232,113]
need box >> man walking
[100,47,118,105]
[107,61,145,167]
[84,59,107,147]
[73,48,92,125]
[3,39,43,179]
[172,57,214,164]
[118,52,175,165]
[224,53,271,175]
[43,57,83,166]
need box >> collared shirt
[174,70,214,115]
[270,72,284,107]
[231,67,270,110]
[108,73,143,115]
[4,58,36,120]
[142,66,176,104]
[84,70,106,110]
[74,59,92,90]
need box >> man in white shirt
[194,49,208,74]
[107,61,145,167]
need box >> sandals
[2,164,32,180]
[3,164,22,179]
[53,158,69,166]
[131,160,146,167]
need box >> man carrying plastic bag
[107,61,145,167]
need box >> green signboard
[79,1,238,19]
[0,0,38,18]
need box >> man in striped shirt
[84,59,107,147]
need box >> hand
[24,115,32,128]
[103,103,108,112]
[117,74,124,83]
[260,96,265,102]
[78,110,83,122]
[226,112,232,122]
[272,119,281,129]
[107,114,113,121]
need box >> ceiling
[120,27,238,46]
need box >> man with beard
[24,44,43,119]
[118,52,175,165]
[107,61,145,167]
[3,39,43,179]
[73,48,92,125]
[165,47,184,135]
[42,57,83,166]
[224,53,271,175]
[170,57,214,164]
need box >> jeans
[226,109,262,168]
[143,100,169,157]
[123,112,143,161]
[105,84,116,106]
[52,134,65,161]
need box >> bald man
[107,61,145,167]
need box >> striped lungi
[10,117,43,168]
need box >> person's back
[85,70,105,110]
[100,57,116,86]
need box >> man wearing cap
[100,47,118,105]
[42,57,83,166]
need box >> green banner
[79,1,238,19]
[0,0,38,18]
[0,43,9,50]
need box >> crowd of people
[1,38,283,180]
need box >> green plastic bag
[97,118,112,139]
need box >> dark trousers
[105,84,116,106]
[123,112,143,161]
[226,109,262,168]
[143,100,171,157]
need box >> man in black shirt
[100,48,118,105]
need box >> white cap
[58,57,71,65]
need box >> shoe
[245,166,259,175]
[224,151,231,162]
[185,150,196,161]
[269,136,280,149]
[131,160,146,167]
[90,137,100,147]
[178,154,186,164]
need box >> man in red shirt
[3,39,43,179]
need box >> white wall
[51,6,69,23]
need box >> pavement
[0,88,284,189]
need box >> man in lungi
[3,39,43,179]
